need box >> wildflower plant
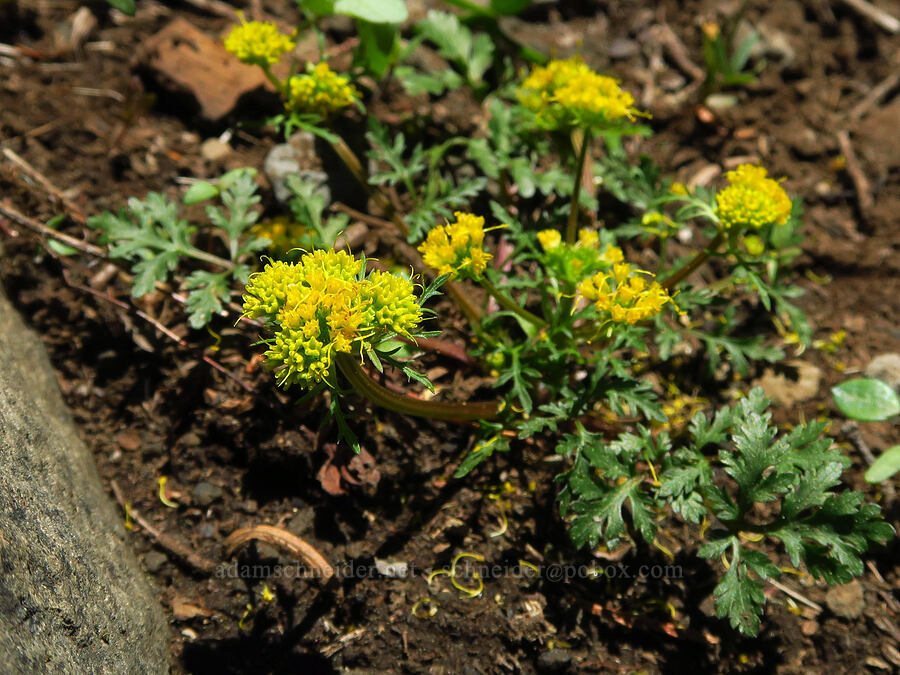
[88,169,268,328]
[216,35,893,637]
[223,17,361,140]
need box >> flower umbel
[224,16,295,67]
[418,212,493,280]
[517,58,644,132]
[242,250,422,387]
[577,263,673,324]
[537,227,624,285]
[286,62,359,117]
[715,164,792,231]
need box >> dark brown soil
[2,1,899,673]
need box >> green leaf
[491,0,530,14]
[106,0,136,15]
[302,0,336,17]
[354,20,399,78]
[832,378,900,422]
[394,66,463,96]
[454,434,509,478]
[182,181,219,205]
[417,10,494,85]
[713,558,766,636]
[184,270,231,329]
[865,445,900,483]
[47,239,79,256]
[334,0,407,23]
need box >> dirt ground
[1,0,899,673]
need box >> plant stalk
[565,129,592,245]
[479,276,546,328]
[661,232,725,291]
[335,353,500,421]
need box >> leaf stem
[335,353,500,421]
[479,276,546,328]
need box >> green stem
[187,246,234,270]
[479,276,546,328]
[565,129,592,245]
[661,232,725,291]
[335,353,500,421]
[261,64,287,97]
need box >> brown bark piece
[139,18,272,121]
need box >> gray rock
[263,130,330,204]
[825,579,865,619]
[866,353,900,392]
[143,551,168,574]
[537,649,573,673]
[192,480,223,507]
[0,290,169,673]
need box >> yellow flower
[418,212,492,280]
[242,249,421,388]
[251,215,311,256]
[537,229,562,251]
[577,263,673,325]
[715,164,792,230]
[517,57,644,132]
[224,16,295,67]
[286,62,359,117]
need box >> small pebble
[143,551,168,573]
[200,138,230,162]
[536,649,573,673]
[179,431,202,447]
[865,353,900,392]
[607,38,638,60]
[192,481,223,507]
[825,579,865,619]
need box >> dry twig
[850,70,900,120]
[109,480,218,575]
[835,130,875,223]
[2,148,87,224]
[839,0,900,34]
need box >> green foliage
[285,175,349,248]
[88,169,267,328]
[865,445,900,483]
[366,121,486,241]
[104,0,135,15]
[416,10,495,90]
[831,377,900,482]
[557,388,892,635]
[832,378,900,422]
[701,20,762,95]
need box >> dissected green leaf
[713,558,766,636]
[417,10,494,85]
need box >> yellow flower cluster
[286,63,359,117]
[251,215,310,256]
[517,58,643,131]
[537,228,624,284]
[577,263,673,325]
[715,164,792,230]
[418,212,493,280]
[243,250,422,387]
[224,18,295,67]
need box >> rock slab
[0,290,169,673]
